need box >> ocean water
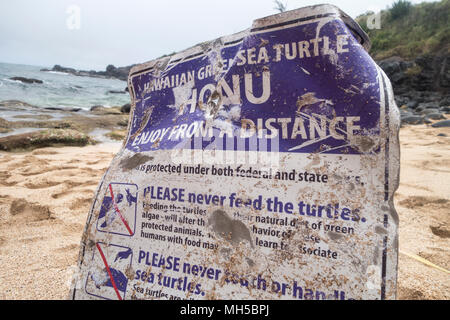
[0,62,130,110]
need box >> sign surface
[71,4,400,300]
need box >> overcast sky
[0,0,437,70]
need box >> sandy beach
[394,125,450,299]
[0,142,121,299]
[0,125,448,300]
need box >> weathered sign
[71,4,400,300]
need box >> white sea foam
[0,62,130,110]
[45,71,70,76]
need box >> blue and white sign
[72,4,400,300]
[85,242,133,300]
[96,183,138,237]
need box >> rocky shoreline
[39,53,450,128]
[378,53,450,127]
[1,52,449,151]
[0,100,129,151]
[40,64,133,82]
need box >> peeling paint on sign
[71,4,400,300]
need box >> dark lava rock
[400,108,413,115]
[0,100,37,108]
[44,107,81,112]
[421,108,441,115]
[378,54,450,96]
[425,113,446,120]
[378,56,412,77]
[400,111,414,120]
[0,129,94,151]
[52,65,77,74]
[415,107,425,113]
[413,55,450,91]
[90,105,104,111]
[106,64,116,73]
[121,103,131,114]
[42,64,132,81]
[431,120,450,128]
[395,96,409,106]
[418,102,438,110]
[406,100,419,109]
[9,77,43,84]
[420,92,442,103]
[439,96,450,107]
[90,106,122,115]
[108,90,126,94]
[401,115,425,125]
[104,64,131,81]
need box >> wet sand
[0,126,448,300]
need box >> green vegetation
[274,0,287,13]
[356,0,450,60]
[105,130,127,141]
[389,0,413,20]
[404,64,423,75]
